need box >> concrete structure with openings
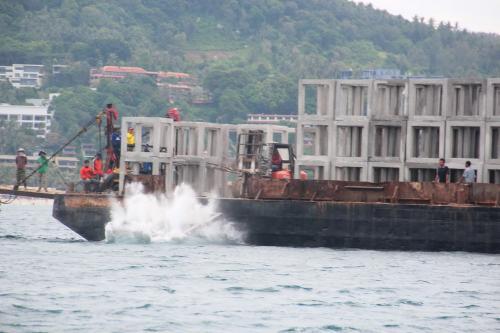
[119,118,294,195]
[295,78,500,184]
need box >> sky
[351,0,500,35]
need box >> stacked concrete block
[443,79,486,181]
[368,120,406,182]
[120,118,296,194]
[332,119,369,181]
[485,79,500,183]
[405,79,448,181]
[486,78,500,119]
[293,77,500,183]
[172,121,232,195]
[295,79,335,180]
[330,80,374,181]
[119,117,175,192]
[447,79,486,120]
[408,79,448,119]
[368,80,408,182]
[445,121,485,181]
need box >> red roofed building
[89,65,211,104]
[90,66,193,87]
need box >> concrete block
[296,121,333,160]
[331,160,369,181]
[368,120,407,163]
[368,161,405,182]
[447,79,486,120]
[445,120,485,163]
[408,78,448,120]
[335,80,373,120]
[298,79,335,121]
[486,78,500,119]
[404,162,439,182]
[484,164,500,184]
[295,158,331,180]
[371,79,408,120]
[485,121,500,164]
[333,119,370,162]
[406,120,446,164]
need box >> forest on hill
[1,0,500,153]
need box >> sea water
[1,192,500,332]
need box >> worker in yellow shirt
[127,127,135,151]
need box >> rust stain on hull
[63,194,114,209]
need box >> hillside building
[0,64,44,88]
[0,104,52,138]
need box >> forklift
[236,130,295,179]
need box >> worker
[80,160,94,192]
[111,127,121,162]
[166,107,181,122]
[15,148,28,190]
[127,127,135,151]
[93,153,104,180]
[105,103,118,123]
[36,150,49,192]
[141,144,153,174]
[105,104,119,149]
[459,161,476,184]
[271,150,282,172]
[435,158,449,183]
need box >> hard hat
[18,148,25,152]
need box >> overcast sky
[351,0,500,35]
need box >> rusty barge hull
[52,192,500,253]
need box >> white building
[0,104,52,138]
[247,114,298,124]
[0,64,44,88]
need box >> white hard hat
[18,148,25,152]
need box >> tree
[0,120,38,155]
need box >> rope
[50,160,71,187]
[0,194,17,205]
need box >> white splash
[105,183,243,244]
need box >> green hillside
[2,0,500,75]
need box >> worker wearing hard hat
[127,127,135,151]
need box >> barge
[53,177,500,253]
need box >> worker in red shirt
[271,150,282,172]
[166,107,180,122]
[93,153,104,180]
[105,103,118,123]
[80,160,94,192]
